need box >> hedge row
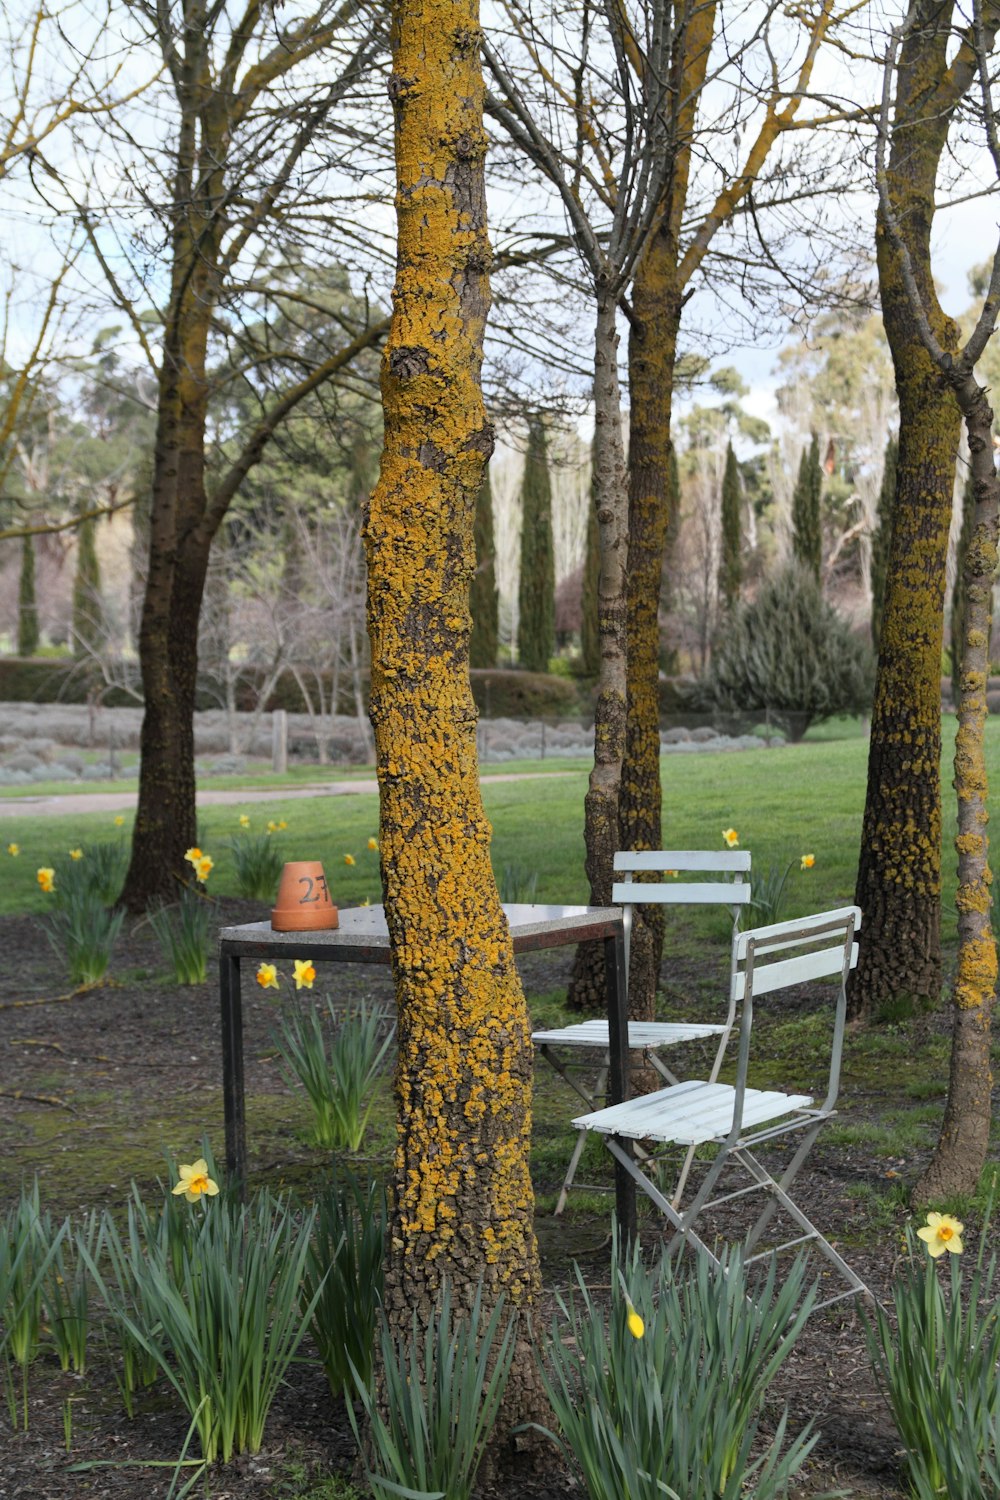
[0,658,588,722]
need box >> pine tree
[517,414,556,672]
[18,535,40,655]
[950,470,978,708]
[717,441,742,610]
[580,431,600,676]
[791,433,822,583]
[72,513,103,655]
[870,436,897,651]
[469,467,499,668]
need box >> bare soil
[0,901,980,1500]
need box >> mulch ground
[0,899,959,1499]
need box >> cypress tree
[469,466,499,668]
[517,414,555,672]
[717,440,742,610]
[870,436,897,651]
[72,513,103,655]
[791,433,822,583]
[950,470,979,708]
[18,534,40,655]
[580,431,600,676]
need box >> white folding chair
[532,849,751,1213]
[572,906,869,1310]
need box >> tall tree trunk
[367,0,543,1447]
[614,0,717,1022]
[914,375,997,1201]
[122,284,215,909]
[567,289,629,1009]
[849,1,963,1019]
[616,261,684,1020]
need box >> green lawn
[1,714,990,942]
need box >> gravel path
[0,769,575,818]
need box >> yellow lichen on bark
[365,0,541,1344]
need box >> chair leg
[602,1140,734,1272]
[603,1131,870,1308]
[733,1142,870,1303]
[555,1126,592,1216]
[542,1056,608,1213]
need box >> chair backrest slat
[614,850,751,874]
[612,880,751,907]
[734,905,860,958]
[732,940,859,1000]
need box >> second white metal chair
[572,906,869,1310]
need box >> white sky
[3,0,1000,448]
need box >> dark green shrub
[0,657,135,706]
[469,668,581,720]
[694,563,874,740]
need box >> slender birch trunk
[567,288,630,1008]
[915,374,997,1201]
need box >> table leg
[604,928,635,1246]
[220,948,247,1197]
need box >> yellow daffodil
[917,1211,964,1257]
[69,848,84,861]
[663,869,678,878]
[617,1271,645,1339]
[6,843,19,857]
[239,815,251,828]
[256,962,279,990]
[293,958,316,990]
[278,820,287,830]
[184,847,202,865]
[195,855,214,881]
[37,867,55,893]
[344,853,355,866]
[266,820,278,834]
[171,1159,220,1204]
[114,815,125,827]
[367,837,378,851]
[722,828,739,848]
[360,897,371,907]
[800,853,816,870]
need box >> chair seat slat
[573,1081,814,1146]
[532,1021,728,1048]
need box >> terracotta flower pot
[271,861,339,931]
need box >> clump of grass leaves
[301,1167,385,1397]
[230,829,285,901]
[348,1279,516,1500]
[43,856,124,985]
[84,1174,320,1464]
[275,996,395,1151]
[147,887,211,984]
[532,1227,819,1500]
[865,1203,1000,1499]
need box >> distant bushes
[0,657,587,722]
